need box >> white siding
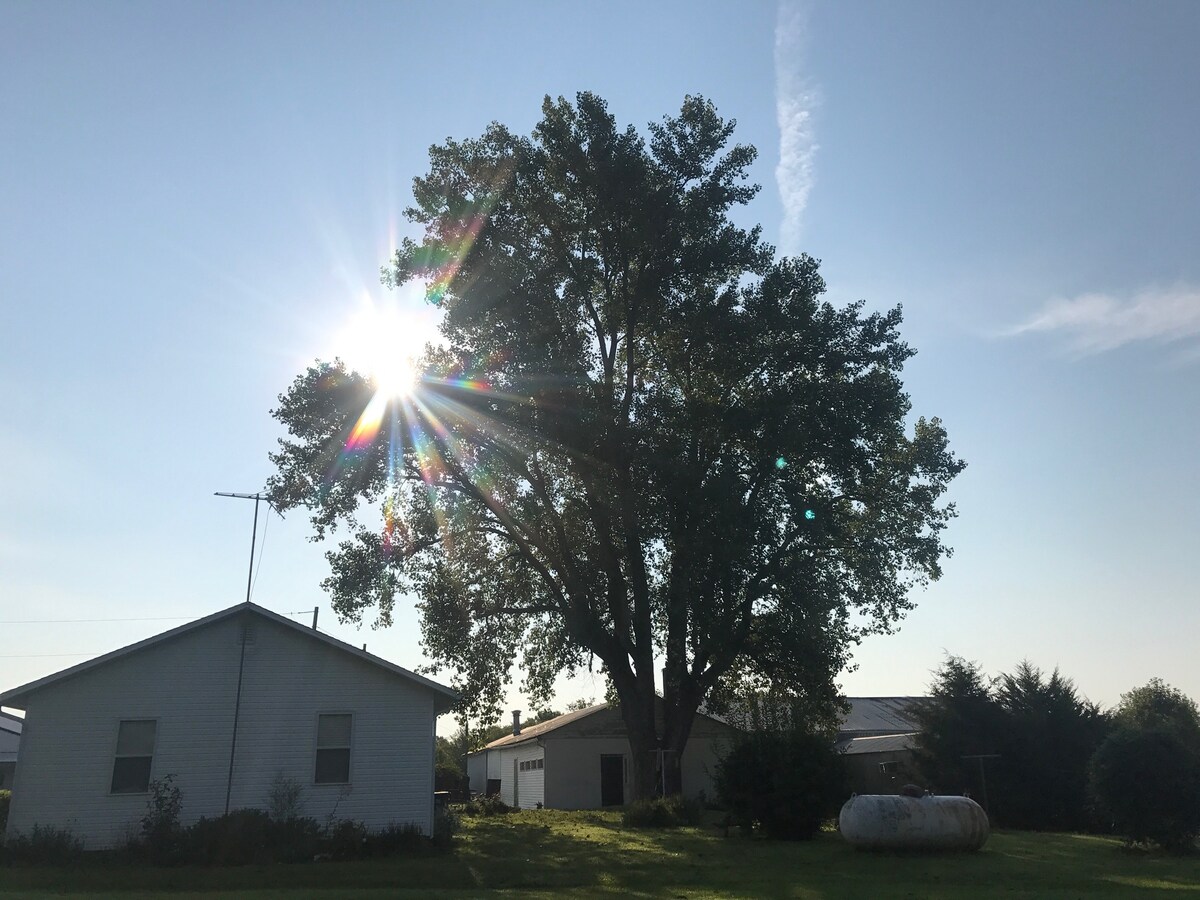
[5,612,441,848]
[498,748,518,807]
[486,748,503,780]
[502,744,543,809]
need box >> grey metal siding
[466,751,487,795]
[543,737,630,809]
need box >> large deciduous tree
[269,93,964,800]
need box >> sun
[369,348,420,399]
[334,294,437,399]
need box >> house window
[315,714,352,784]
[111,719,156,793]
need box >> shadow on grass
[3,812,1200,898]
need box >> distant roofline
[0,601,458,711]
[474,703,610,751]
[469,702,739,753]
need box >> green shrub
[715,730,848,840]
[461,794,511,817]
[265,774,305,821]
[324,819,370,860]
[367,821,427,856]
[1089,727,1200,852]
[140,775,184,864]
[0,824,84,865]
[0,789,10,835]
[622,795,705,828]
[432,807,460,848]
[187,809,321,866]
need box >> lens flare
[325,179,519,557]
[334,292,435,400]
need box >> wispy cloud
[775,0,818,257]
[1008,284,1200,360]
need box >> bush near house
[621,795,705,828]
[0,824,84,866]
[715,729,847,839]
[2,790,457,868]
[0,789,9,835]
[460,795,511,817]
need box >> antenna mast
[215,491,279,603]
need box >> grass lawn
[2,809,1199,899]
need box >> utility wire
[0,609,320,657]
[0,616,204,625]
[249,502,270,602]
[1,608,315,625]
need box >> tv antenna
[215,491,282,604]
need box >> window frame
[109,718,158,795]
[313,711,354,785]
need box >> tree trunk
[624,716,659,803]
[662,694,697,798]
[661,745,684,797]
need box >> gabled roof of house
[0,710,22,736]
[0,602,458,711]
[472,701,736,752]
[839,697,924,735]
[477,704,610,751]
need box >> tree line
[913,657,1200,849]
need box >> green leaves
[268,94,964,787]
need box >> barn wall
[681,733,732,803]
[466,752,487,795]
[544,737,631,809]
[843,750,918,795]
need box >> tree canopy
[1090,678,1200,850]
[268,92,964,799]
[1112,677,1200,743]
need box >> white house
[467,703,738,809]
[0,602,456,849]
[0,710,21,790]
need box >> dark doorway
[600,754,624,806]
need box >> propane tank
[839,794,989,851]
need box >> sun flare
[334,294,437,399]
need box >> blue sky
[3,1,1198,726]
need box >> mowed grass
[2,809,1199,899]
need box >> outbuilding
[0,601,456,848]
[467,703,737,809]
[834,697,923,794]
